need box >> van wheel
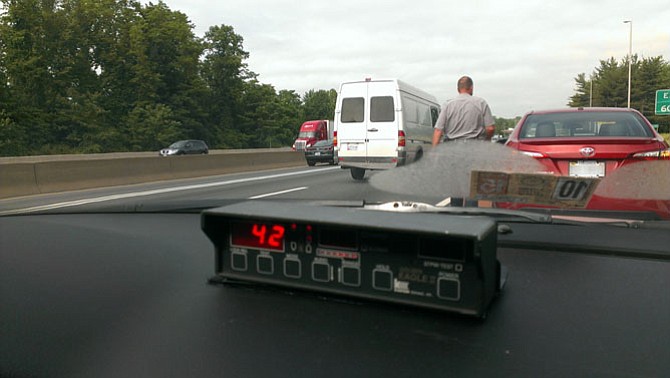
[350,168,365,180]
[307,161,316,166]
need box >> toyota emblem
[580,147,596,157]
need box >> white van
[334,78,440,180]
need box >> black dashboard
[1,210,669,377]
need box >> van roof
[338,78,438,103]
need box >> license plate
[315,152,321,156]
[347,144,358,151]
[569,161,605,177]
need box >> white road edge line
[1,167,340,215]
[248,186,308,199]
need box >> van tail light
[333,131,338,147]
[632,148,670,160]
[398,131,406,147]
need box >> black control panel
[202,201,502,318]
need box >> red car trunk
[516,136,665,176]
[503,108,670,219]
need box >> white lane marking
[248,186,308,199]
[1,167,340,215]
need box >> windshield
[371,141,547,198]
[2,1,670,377]
[371,141,669,218]
[0,3,667,220]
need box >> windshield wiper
[359,201,670,229]
[361,201,554,223]
[0,199,369,216]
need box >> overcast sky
[145,0,669,118]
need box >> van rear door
[337,80,398,167]
[366,81,398,163]
[337,83,367,162]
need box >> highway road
[0,165,447,215]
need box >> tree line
[0,0,336,156]
[569,55,670,132]
[2,1,668,157]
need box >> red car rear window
[520,112,653,138]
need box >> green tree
[126,1,206,140]
[1,1,372,154]
[78,0,142,151]
[1,0,69,153]
[595,57,629,108]
[274,89,304,146]
[570,55,670,132]
[0,3,19,154]
[636,56,670,130]
[1,0,142,154]
[234,83,304,148]
[126,103,181,151]
[568,72,592,108]
[236,80,280,148]
[201,24,255,147]
[48,0,131,152]
[302,88,337,120]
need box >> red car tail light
[333,131,338,147]
[520,150,547,158]
[398,130,406,147]
[632,148,670,160]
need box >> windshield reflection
[593,161,669,200]
[370,141,547,198]
[370,141,670,219]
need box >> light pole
[623,20,632,108]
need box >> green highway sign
[656,89,670,115]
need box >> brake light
[632,148,670,159]
[398,130,406,147]
[520,150,546,158]
[333,131,338,147]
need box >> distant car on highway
[159,140,209,156]
[304,139,337,166]
[505,107,669,174]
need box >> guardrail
[0,149,306,199]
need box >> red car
[503,107,670,218]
